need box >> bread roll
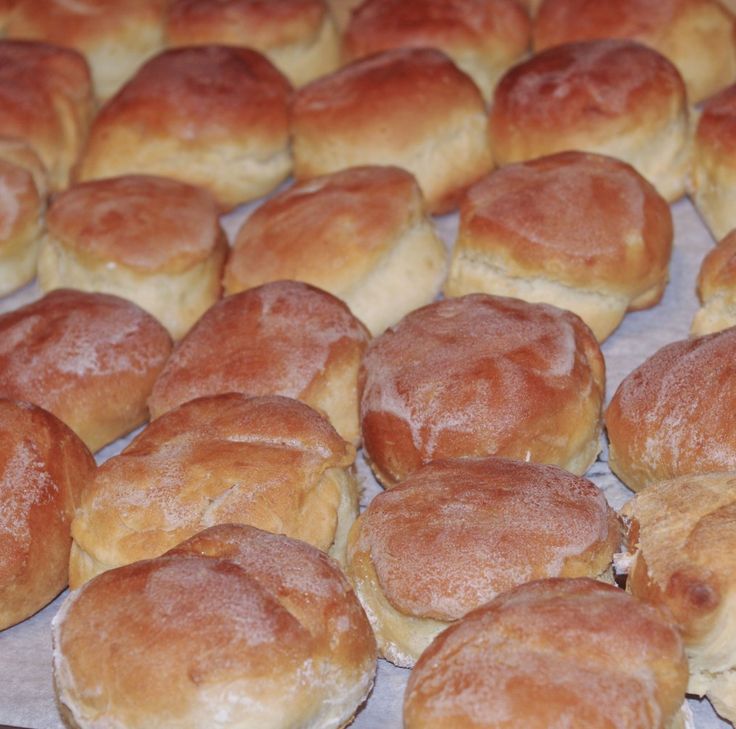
[346,457,620,666]
[691,83,736,241]
[0,289,173,452]
[404,578,688,729]
[223,165,447,335]
[4,0,167,100]
[343,0,530,102]
[692,230,736,335]
[534,0,736,104]
[623,471,736,724]
[165,0,340,86]
[70,393,358,587]
[0,40,93,190]
[54,523,377,729]
[38,174,227,339]
[325,0,363,30]
[606,327,736,491]
[75,46,292,209]
[490,39,690,203]
[446,151,673,340]
[149,280,370,444]
[360,293,605,485]
[291,47,493,214]
[0,400,95,631]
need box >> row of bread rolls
[0,391,700,728]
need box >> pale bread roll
[223,166,447,335]
[692,230,736,335]
[54,524,377,729]
[623,471,736,724]
[69,394,358,587]
[346,457,620,666]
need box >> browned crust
[605,327,736,491]
[54,524,376,728]
[359,294,605,485]
[350,457,620,620]
[404,578,688,729]
[491,40,685,158]
[696,83,736,161]
[698,230,736,301]
[166,0,327,48]
[0,289,173,452]
[148,280,370,422]
[0,399,95,630]
[47,175,224,273]
[457,151,672,295]
[343,0,530,62]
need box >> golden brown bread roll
[622,471,736,724]
[38,174,227,340]
[403,578,689,729]
[69,393,358,587]
[54,523,377,729]
[0,289,173,452]
[690,83,736,241]
[4,0,168,100]
[75,46,292,209]
[165,0,341,87]
[0,40,93,190]
[445,151,673,341]
[605,327,736,491]
[291,47,493,214]
[360,293,605,486]
[0,399,95,631]
[346,457,620,666]
[533,0,736,104]
[149,280,370,445]
[223,166,447,335]
[342,0,530,102]
[490,39,690,203]
[692,230,736,335]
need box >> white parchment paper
[0,196,730,729]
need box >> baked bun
[342,0,530,102]
[0,400,95,631]
[4,0,167,100]
[446,151,673,341]
[360,293,605,486]
[325,0,363,30]
[403,578,689,729]
[622,471,736,723]
[0,155,45,296]
[165,0,340,87]
[514,0,543,15]
[75,46,292,209]
[38,174,227,339]
[70,393,358,587]
[149,280,370,445]
[692,230,736,335]
[223,166,447,335]
[54,523,376,729]
[0,289,172,452]
[291,47,493,214]
[691,83,736,241]
[490,39,690,203]
[346,457,620,667]
[0,40,93,190]
[533,0,736,104]
[605,327,736,491]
